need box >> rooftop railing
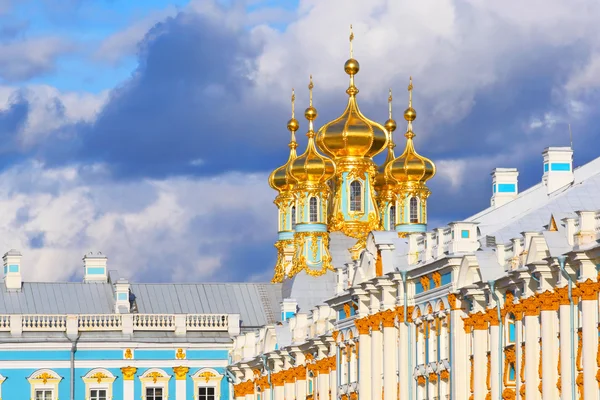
[0,312,238,336]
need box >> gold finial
[291,88,295,119]
[287,88,299,133]
[388,88,393,119]
[349,24,354,58]
[408,76,413,107]
[385,88,397,135]
[404,76,416,123]
[308,75,314,107]
[305,75,317,124]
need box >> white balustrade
[186,314,228,330]
[22,314,67,331]
[0,314,10,331]
[0,313,231,335]
[78,314,122,330]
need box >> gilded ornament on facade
[447,293,458,310]
[417,375,426,386]
[428,372,438,383]
[124,348,133,359]
[503,346,516,387]
[381,309,396,328]
[173,366,189,381]
[538,338,542,394]
[440,370,450,381]
[502,388,516,400]
[354,317,370,335]
[368,313,382,331]
[431,271,441,288]
[175,348,185,359]
[35,372,54,384]
[121,366,137,381]
[147,371,163,384]
[420,275,430,292]
[90,371,109,384]
[538,290,559,311]
[577,278,600,300]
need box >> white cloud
[0,84,109,147]
[94,7,180,65]
[0,161,275,283]
[0,36,73,81]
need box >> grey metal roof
[282,271,337,313]
[329,232,356,267]
[469,156,600,243]
[130,283,282,328]
[0,282,115,314]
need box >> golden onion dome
[385,78,436,185]
[268,89,299,193]
[374,89,399,192]
[316,27,388,160]
[289,77,336,186]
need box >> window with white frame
[89,389,107,400]
[409,197,419,223]
[28,369,62,400]
[146,387,163,400]
[389,205,396,229]
[191,368,223,400]
[291,206,297,229]
[35,389,53,400]
[309,197,318,222]
[198,386,216,400]
[349,180,362,212]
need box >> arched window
[350,180,362,212]
[409,197,419,223]
[389,205,396,229]
[309,197,318,222]
[291,206,296,229]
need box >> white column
[473,327,487,400]
[398,309,409,400]
[541,306,558,398]
[355,317,372,399]
[580,284,599,400]
[329,361,337,400]
[263,387,272,400]
[172,367,189,400]
[450,301,468,400]
[273,384,284,400]
[490,320,501,400]
[371,317,383,400]
[559,300,574,400]
[382,312,397,400]
[295,375,305,400]
[121,367,136,400]
[284,377,294,400]
[524,313,540,400]
[318,368,329,400]
[515,318,523,400]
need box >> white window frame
[409,196,419,223]
[389,204,396,229]
[348,180,363,213]
[191,368,223,400]
[82,368,116,400]
[140,368,171,400]
[309,196,319,223]
[28,369,62,400]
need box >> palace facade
[227,31,600,400]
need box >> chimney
[491,168,519,207]
[3,249,22,291]
[114,278,131,313]
[83,252,108,283]
[280,298,298,322]
[542,147,573,194]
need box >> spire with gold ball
[384,77,436,234]
[374,88,400,230]
[269,89,301,283]
[286,76,336,278]
[315,25,389,259]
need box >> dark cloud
[0,93,28,167]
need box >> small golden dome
[404,107,416,122]
[269,90,300,194]
[344,58,360,75]
[287,118,299,132]
[385,118,397,133]
[288,78,336,187]
[305,106,317,121]
[385,78,436,185]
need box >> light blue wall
[497,183,516,193]
[550,162,571,171]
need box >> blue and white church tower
[385,77,436,235]
[286,77,336,278]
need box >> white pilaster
[284,379,294,400]
[398,315,409,400]
[541,308,558,398]
[371,323,383,400]
[175,379,186,400]
[383,319,397,400]
[318,369,329,400]
[356,317,371,400]
[524,314,540,400]
[581,295,599,400]
[473,328,487,400]
[273,384,284,400]
[450,303,468,400]
[329,365,337,400]
[121,367,136,400]
[490,321,501,399]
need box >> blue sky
[1,0,600,283]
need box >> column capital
[380,309,396,328]
[172,366,189,380]
[538,290,560,311]
[577,279,600,301]
[121,366,137,380]
[354,317,371,335]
